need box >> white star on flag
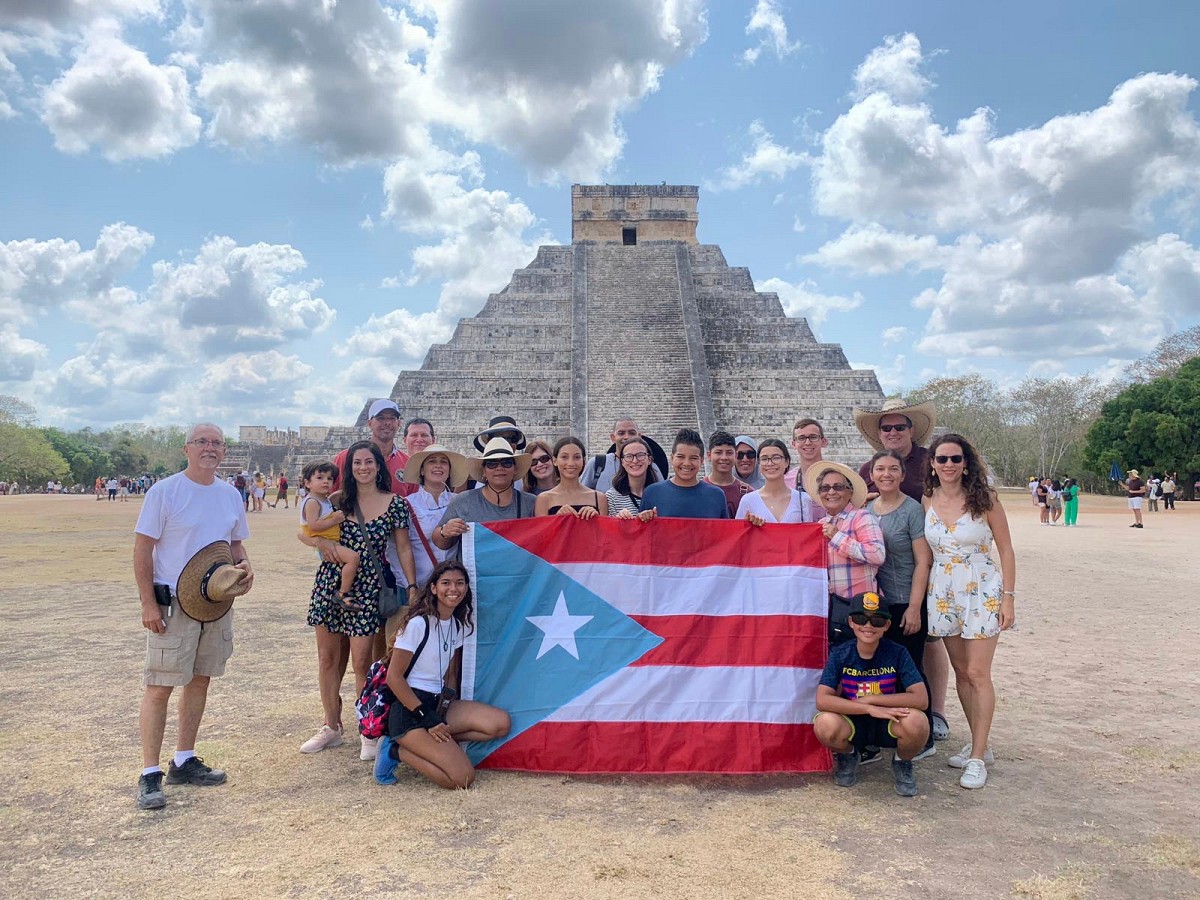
[526,591,594,660]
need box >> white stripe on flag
[460,523,478,701]
[555,562,828,618]
[544,665,820,724]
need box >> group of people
[96,475,154,500]
[132,396,1017,810]
[229,470,290,512]
[1029,476,1080,526]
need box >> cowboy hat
[176,541,250,622]
[468,437,532,482]
[804,460,869,511]
[403,444,469,486]
[853,398,936,452]
[473,415,527,452]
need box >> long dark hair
[337,440,390,513]
[612,437,660,496]
[924,433,993,518]
[398,560,475,636]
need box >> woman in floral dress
[924,433,1016,790]
[307,441,417,758]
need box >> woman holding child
[535,437,608,518]
[375,561,510,789]
[924,433,1016,789]
[304,441,418,759]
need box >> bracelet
[1002,590,1016,597]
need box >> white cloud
[0,1,162,30]
[0,328,48,381]
[881,326,909,345]
[805,34,1200,362]
[41,24,200,160]
[710,120,806,190]
[426,0,708,180]
[743,0,800,65]
[852,32,932,103]
[851,353,906,393]
[759,276,862,326]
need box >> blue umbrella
[1109,461,1125,481]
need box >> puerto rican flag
[460,516,830,774]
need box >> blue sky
[2,1,1198,430]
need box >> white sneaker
[959,758,988,789]
[359,735,380,760]
[948,745,994,768]
[300,724,344,754]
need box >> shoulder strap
[402,617,431,678]
[403,497,438,570]
[355,502,390,582]
[593,454,606,479]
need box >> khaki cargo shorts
[144,602,234,687]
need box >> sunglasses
[483,459,516,470]
[879,423,910,433]
[850,613,890,628]
[736,450,757,460]
[935,454,964,464]
[529,454,552,466]
[818,483,850,493]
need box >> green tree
[41,428,113,484]
[1083,357,1200,497]
[0,424,70,485]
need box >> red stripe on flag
[628,615,828,669]
[477,721,832,774]
[486,516,826,569]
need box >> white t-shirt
[406,487,452,588]
[394,614,464,694]
[135,471,250,591]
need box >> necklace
[436,617,451,652]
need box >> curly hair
[397,560,475,636]
[924,433,993,518]
[337,441,391,513]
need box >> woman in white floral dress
[924,433,1016,790]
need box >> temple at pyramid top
[370,184,884,462]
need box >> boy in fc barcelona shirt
[814,591,929,797]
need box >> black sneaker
[137,771,166,809]
[893,758,918,797]
[860,745,883,765]
[166,756,227,786]
[834,751,859,787]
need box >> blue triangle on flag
[465,526,662,764]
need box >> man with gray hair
[582,416,667,493]
[133,424,253,810]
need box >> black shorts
[387,688,439,739]
[841,713,899,750]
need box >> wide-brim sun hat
[1127,469,1140,477]
[176,541,251,623]
[403,444,469,486]
[468,437,531,483]
[853,398,936,452]
[804,460,869,511]
[473,415,527,452]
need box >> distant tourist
[1124,469,1146,528]
[605,436,660,519]
[733,435,764,489]
[785,418,828,490]
[106,476,119,501]
[1062,477,1080,526]
[1161,473,1177,510]
[271,473,289,509]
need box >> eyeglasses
[818,483,850,493]
[758,455,787,464]
[793,435,823,444]
[187,439,226,449]
[849,613,890,628]
[935,454,964,464]
[879,423,910,433]
[483,459,516,470]
[621,451,649,462]
[529,454,552,466]
[736,450,757,460]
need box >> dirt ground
[1,490,1198,899]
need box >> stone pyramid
[373,185,884,461]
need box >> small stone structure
[365,184,885,462]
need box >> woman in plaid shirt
[804,461,885,600]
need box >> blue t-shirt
[642,480,730,519]
[820,639,923,701]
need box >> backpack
[355,617,431,738]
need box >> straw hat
[804,461,869,511]
[853,398,936,452]
[403,444,469,486]
[468,437,531,482]
[176,541,250,622]
[473,415,527,452]
[1127,469,1140,478]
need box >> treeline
[0,396,190,486]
